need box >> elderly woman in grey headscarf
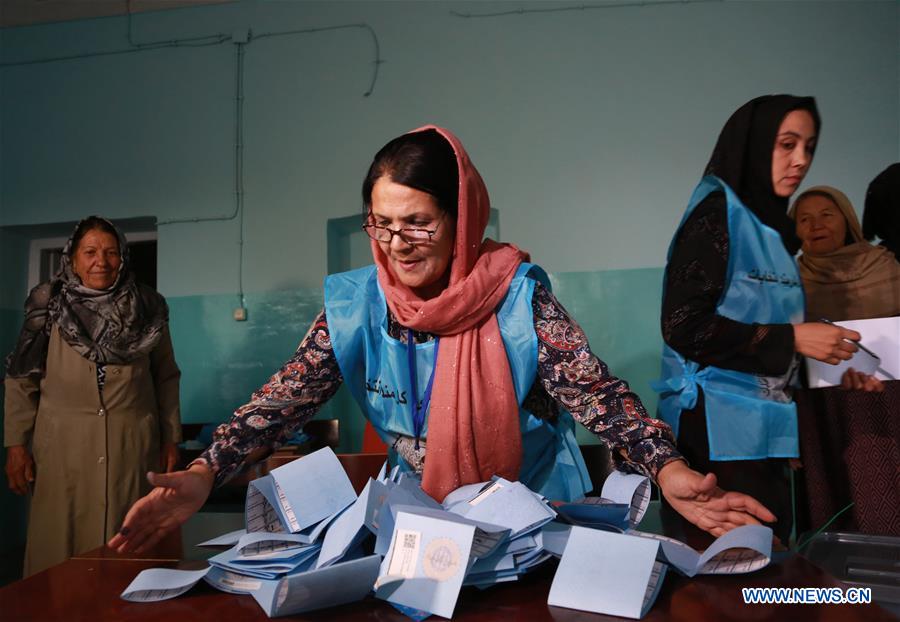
[3,216,182,576]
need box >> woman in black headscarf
[3,216,182,576]
[654,95,876,545]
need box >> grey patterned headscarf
[4,216,169,378]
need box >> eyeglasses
[362,213,444,245]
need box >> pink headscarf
[372,125,529,502]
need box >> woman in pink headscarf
[110,127,775,554]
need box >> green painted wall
[551,268,665,444]
[1,1,897,296]
[167,286,365,451]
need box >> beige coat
[4,324,181,576]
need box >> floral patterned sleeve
[531,282,683,480]
[198,309,343,486]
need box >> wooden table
[2,535,895,621]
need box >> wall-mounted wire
[0,1,233,67]
[0,37,230,67]
[236,41,245,308]
[156,40,246,307]
[126,0,231,49]
[1,7,382,311]
[450,0,721,19]
[253,23,382,97]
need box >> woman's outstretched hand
[107,462,214,554]
[656,460,776,537]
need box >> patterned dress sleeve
[199,309,343,486]
[661,193,795,375]
[531,282,682,479]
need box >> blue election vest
[324,263,592,501]
[652,176,805,460]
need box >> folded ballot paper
[121,448,773,620]
[375,510,475,619]
[549,527,668,620]
[316,477,388,568]
[554,470,652,532]
[122,556,381,617]
[628,524,772,577]
[245,447,357,536]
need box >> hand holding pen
[809,318,884,392]
[792,319,860,365]
[819,318,882,361]
[794,318,884,393]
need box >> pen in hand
[818,318,879,361]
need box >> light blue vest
[653,176,805,461]
[324,263,592,501]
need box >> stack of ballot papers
[121,448,774,620]
[373,476,558,618]
[121,448,383,616]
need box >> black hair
[863,163,900,246]
[70,216,120,256]
[362,129,458,218]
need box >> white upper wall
[1,0,897,297]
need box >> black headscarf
[704,95,821,255]
[863,162,900,257]
[4,216,169,379]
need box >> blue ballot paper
[554,500,629,532]
[209,542,321,579]
[375,510,476,619]
[246,474,289,533]
[469,547,518,575]
[205,566,272,595]
[396,473,445,508]
[376,460,390,482]
[503,533,538,554]
[601,470,653,527]
[197,528,247,547]
[317,478,387,568]
[548,527,668,620]
[246,447,356,534]
[541,522,571,558]
[121,567,212,602]
[389,504,511,559]
[296,510,343,544]
[465,531,545,585]
[440,481,490,508]
[235,532,320,559]
[374,477,443,557]
[553,470,651,533]
[628,524,772,577]
[251,555,381,617]
[447,478,556,538]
